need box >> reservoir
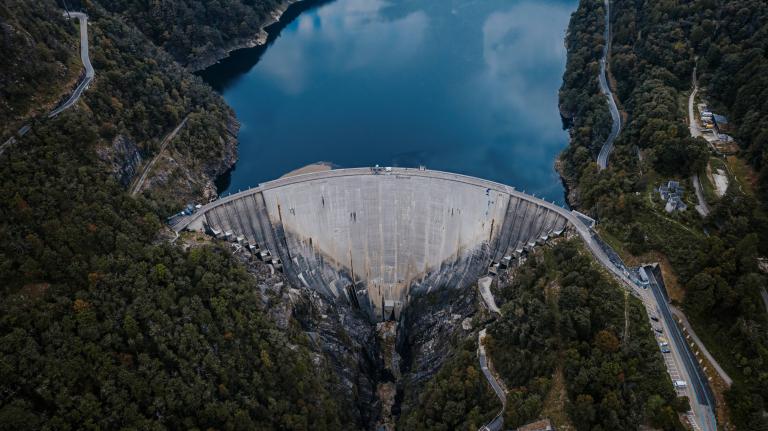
[200,0,577,204]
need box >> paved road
[688,68,711,217]
[647,268,717,431]
[130,115,189,196]
[761,287,768,314]
[688,69,702,139]
[670,305,732,386]
[596,0,622,170]
[692,174,710,217]
[49,12,94,118]
[478,328,505,431]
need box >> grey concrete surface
[175,168,569,321]
[646,267,717,431]
[596,0,622,170]
[49,12,94,118]
[172,167,715,430]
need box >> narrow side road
[692,174,710,217]
[49,12,94,118]
[130,116,189,196]
[478,328,505,431]
[596,0,622,170]
[688,67,710,217]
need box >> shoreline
[279,161,335,178]
[186,0,309,72]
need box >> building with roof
[658,180,687,213]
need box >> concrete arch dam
[173,168,572,321]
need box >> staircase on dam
[172,168,570,321]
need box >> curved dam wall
[174,168,571,321]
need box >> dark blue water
[201,0,576,203]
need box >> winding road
[688,67,711,217]
[2,10,93,154]
[49,12,94,118]
[596,0,622,170]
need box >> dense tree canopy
[487,242,684,430]
[88,0,291,68]
[0,0,79,136]
[0,114,350,430]
[560,1,768,428]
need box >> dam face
[176,168,570,321]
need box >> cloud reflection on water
[211,0,577,203]
[259,0,429,94]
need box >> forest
[3,0,768,428]
[0,0,80,137]
[397,241,685,431]
[397,337,499,431]
[0,113,353,429]
[82,0,291,69]
[0,1,356,429]
[487,242,685,430]
[559,0,768,428]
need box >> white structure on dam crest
[172,167,571,321]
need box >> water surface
[201,0,577,203]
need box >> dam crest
[172,167,575,321]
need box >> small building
[664,195,687,213]
[488,262,499,275]
[658,181,687,213]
